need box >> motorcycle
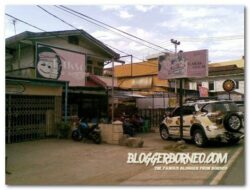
[71,118,102,144]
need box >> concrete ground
[6,131,244,185]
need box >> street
[6,131,244,185]
[219,150,245,185]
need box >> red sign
[199,86,209,97]
[158,49,208,79]
[36,43,86,86]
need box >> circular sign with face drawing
[223,79,236,92]
[36,46,62,80]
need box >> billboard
[158,49,208,79]
[36,43,86,86]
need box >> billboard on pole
[158,49,208,79]
[36,43,86,86]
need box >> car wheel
[193,129,207,147]
[224,113,242,132]
[160,126,170,140]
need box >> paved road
[6,132,244,185]
[219,150,245,185]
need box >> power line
[6,13,145,64]
[37,6,159,64]
[5,13,159,67]
[5,13,130,60]
[5,13,47,32]
[54,5,164,53]
[59,5,172,53]
[158,35,244,45]
[5,13,73,43]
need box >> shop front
[6,77,65,143]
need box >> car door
[167,106,195,138]
[182,106,195,138]
[167,107,181,137]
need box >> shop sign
[6,83,25,94]
[36,43,86,86]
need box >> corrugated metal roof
[209,58,244,68]
[6,30,120,59]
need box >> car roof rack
[185,97,218,103]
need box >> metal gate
[6,95,55,143]
[138,109,165,128]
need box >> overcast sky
[5,5,244,63]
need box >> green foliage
[56,122,70,139]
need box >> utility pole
[171,39,180,95]
[12,19,17,35]
[130,55,133,96]
[111,58,114,122]
[170,39,184,141]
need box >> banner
[36,43,86,86]
[199,86,209,97]
[158,49,208,79]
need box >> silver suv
[160,99,244,147]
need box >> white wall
[136,97,169,109]
[6,36,110,77]
[189,79,244,94]
[189,82,197,90]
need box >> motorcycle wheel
[71,130,83,141]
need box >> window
[87,60,93,65]
[189,82,197,90]
[172,107,180,117]
[202,104,213,112]
[94,67,102,75]
[171,106,195,117]
[235,80,239,89]
[209,82,214,91]
[87,65,92,73]
[202,102,239,113]
[182,106,195,116]
[97,62,104,67]
[68,36,79,45]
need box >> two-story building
[6,29,119,143]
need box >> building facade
[188,58,244,101]
[5,30,119,143]
[113,57,245,110]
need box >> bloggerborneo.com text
[127,152,228,166]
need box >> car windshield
[202,102,239,113]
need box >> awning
[113,90,146,98]
[132,77,152,89]
[118,76,153,89]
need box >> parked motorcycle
[71,119,102,144]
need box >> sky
[5,5,244,63]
